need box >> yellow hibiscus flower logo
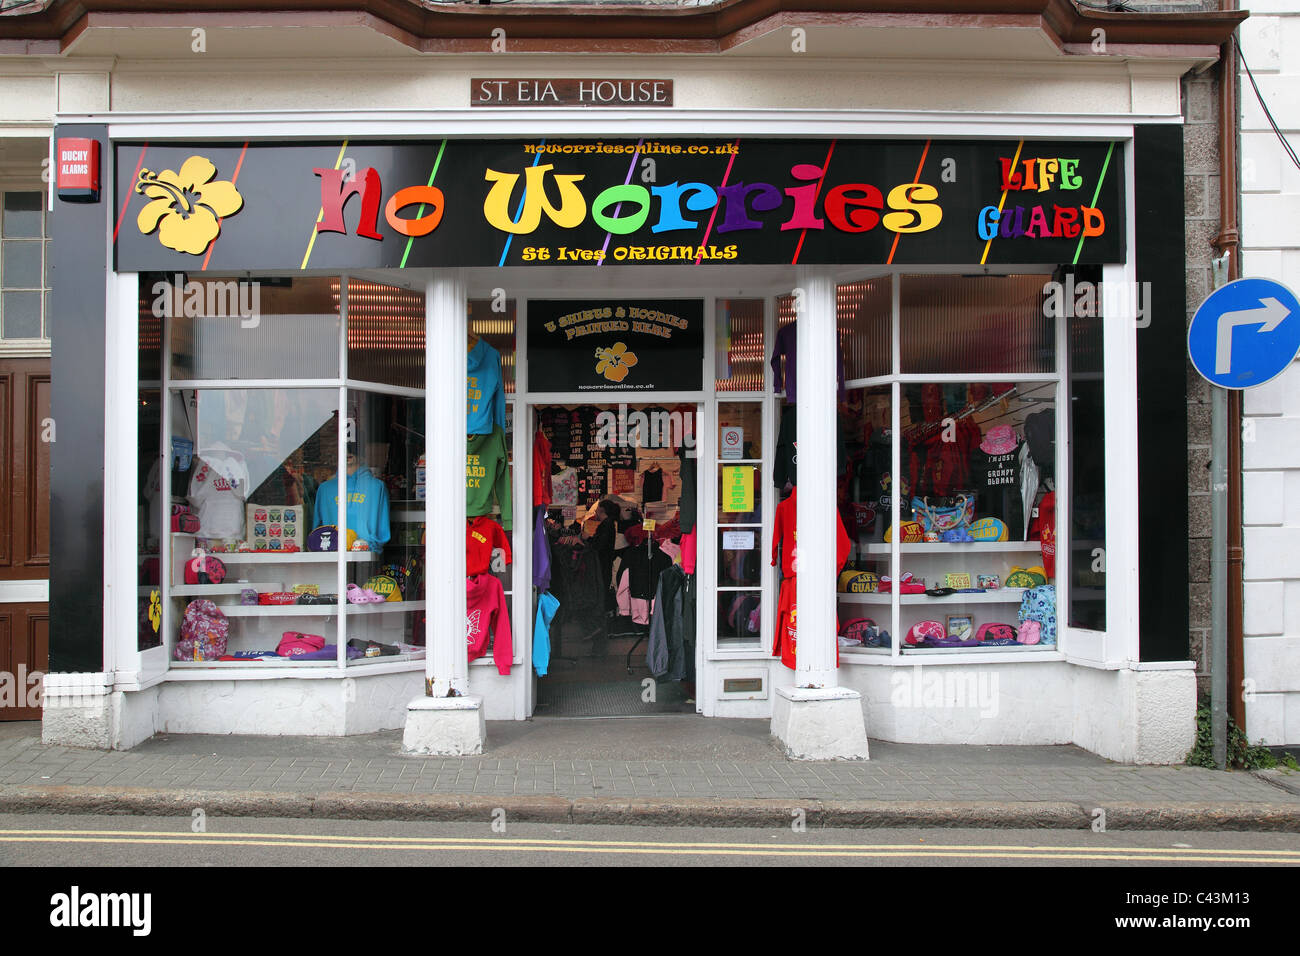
[135,156,244,256]
[595,342,638,383]
[147,589,162,633]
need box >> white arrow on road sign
[1215,297,1291,375]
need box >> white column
[770,269,868,760]
[794,268,838,689]
[407,269,483,754]
[425,270,469,697]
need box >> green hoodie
[466,425,512,531]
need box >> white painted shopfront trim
[76,109,1173,143]
[91,109,1187,755]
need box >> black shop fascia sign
[527,299,704,392]
[111,138,1126,271]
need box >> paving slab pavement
[2,718,1299,829]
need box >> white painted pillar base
[402,695,486,756]
[770,686,870,761]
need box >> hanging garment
[770,486,851,579]
[1019,442,1040,542]
[466,515,511,577]
[313,466,392,549]
[467,338,506,436]
[533,428,553,507]
[971,439,1025,539]
[620,542,673,604]
[188,448,251,540]
[532,505,552,591]
[677,444,697,528]
[466,573,512,675]
[1024,408,1056,477]
[641,466,665,503]
[551,466,579,506]
[533,590,559,677]
[771,486,850,670]
[647,565,691,679]
[680,526,697,575]
[1032,491,1056,578]
[769,320,846,404]
[680,574,696,682]
[466,425,513,530]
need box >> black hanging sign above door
[527,299,704,392]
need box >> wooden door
[0,359,51,719]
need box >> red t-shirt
[533,429,553,507]
[466,515,512,576]
[770,486,851,579]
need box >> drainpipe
[1213,0,1245,735]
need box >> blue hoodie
[313,467,391,549]
[467,338,506,436]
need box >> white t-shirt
[188,449,250,540]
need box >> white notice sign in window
[722,530,754,551]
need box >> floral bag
[911,494,975,541]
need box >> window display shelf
[859,542,1040,554]
[838,588,1029,605]
[170,658,338,669]
[346,600,426,615]
[216,604,343,618]
[181,549,374,564]
[169,583,286,597]
[901,644,1057,655]
[213,600,426,618]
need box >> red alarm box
[56,138,100,203]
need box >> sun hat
[980,424,1019,456]
[904,620,945,645]
[969,517,1009,542]
[884,521,924,543]
[1006,566,1048,588]
[306,525,358,553]
[837,570,879,593]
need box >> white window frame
[99,111,1144,696]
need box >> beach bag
[1018,585,1057,646]
[174,600,229,661]
[911,494,975,537]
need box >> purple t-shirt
[770,321,846,404]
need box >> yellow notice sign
[722,466,754,513]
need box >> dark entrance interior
[532,402,696,718]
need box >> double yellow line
[3,829,1299,863]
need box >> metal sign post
[1189,275,1300,770]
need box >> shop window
[900,274,1053,375]
[142,274,426,670]
[717,398,761,647]
[837,278,891,381]
[1066,271,1106,631]
[715,298,765,392]
[772,273,1065,660]
[1,192,49,342]
[343,388,426,665]
[900,380,1055,654]
[469,298,517,394]
[138,283,164,651]
[345,280,425,389]
[835,385,894,654]
[167,276,340,381]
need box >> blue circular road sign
[1188,277,1300,389]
